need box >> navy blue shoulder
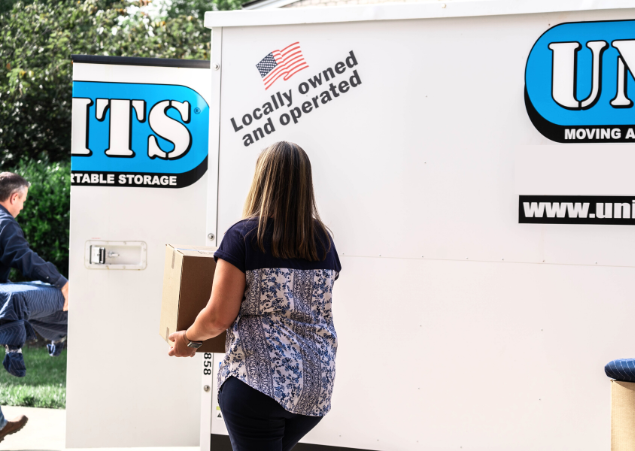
[214,219,341,275]
[213,220,251,273]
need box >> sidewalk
[0,407,198,451]
[0,406,64,451]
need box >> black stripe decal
[71,157,207,189]
[71,54,210,69]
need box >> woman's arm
[168,259,246,357]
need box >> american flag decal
[256,42,309,90]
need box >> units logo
[525,20,635,143]
[71,81,209,188]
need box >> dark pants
[219,377,323,451]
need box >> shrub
[9,160,70,281]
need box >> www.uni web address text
[519,195,635,225]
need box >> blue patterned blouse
[214,218,341,417]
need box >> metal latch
[84,241,147,270]
[90,246,106,264]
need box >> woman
[169,141,341,451]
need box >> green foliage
[9,159,71,281]
[0,0,242,168]
[0,346,67,409]
[167,0,243,19]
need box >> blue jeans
[0,405,7,430]
[219,377,323,451]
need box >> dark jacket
[0,205,67,289]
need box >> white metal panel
[206,6,635,450]
[67,62,211,448]
[215,9,635,267]
[322,255,620,450]
[515,145,635,268]
[200,353,215,451]
[206,29,224,249]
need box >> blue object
[47,338,66,357]
[3,349,26,377]
[0,404,7,430]
[526,20,635,127]
[71,82,209,178]
[0,319,35,347]
[605,359,635,382]
[0,282,67,377]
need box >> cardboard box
[611,379,635,451]
[159,244,226,353]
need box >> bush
[9,160,71,281]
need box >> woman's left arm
[168,259,246,357]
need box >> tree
[0,0,243,277]
[167,0,243,19]
[0,0,240,168]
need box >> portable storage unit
[67,56,212,448]
[199,1,635,450]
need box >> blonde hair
[242,141,331,261]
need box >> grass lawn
[0,346,66,409]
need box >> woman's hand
[167,331,196,357]
[166,259,245,358]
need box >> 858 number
[203,353,212,376]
